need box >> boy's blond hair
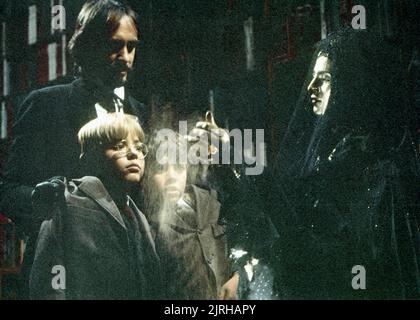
[78,113,144,159]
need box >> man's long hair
[68,0,139,75]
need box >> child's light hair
[78,113,144,159]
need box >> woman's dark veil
[277,29,415,179]
[272,28,420,299]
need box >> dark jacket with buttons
[29,176,161,300]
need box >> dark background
[0,0,419,300]
[1,0,418,167]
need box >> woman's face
[307,54,332,116]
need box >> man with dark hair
[0,0,147,225]
[0,0,148,298]
[68,0,140,91]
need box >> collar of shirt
[114,86,125,101]
[95,86,126,116]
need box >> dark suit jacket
[0,78,149,223]
[29,176,160,300]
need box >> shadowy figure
[271,29,420,299]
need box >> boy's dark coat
[29,176,160,300]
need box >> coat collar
[127,196,158,257]
[67,78,147,131]
[71,77,130,104]
[191,185,221,228]
[73,176,158,258]
[74,176,127,230]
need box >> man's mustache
[108,63,133,73]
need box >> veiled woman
[272,29,420,299]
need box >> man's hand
[218,273,240,300]
[31,177,65,218]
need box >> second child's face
[152,163,187,204]
[104,133,146,185]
